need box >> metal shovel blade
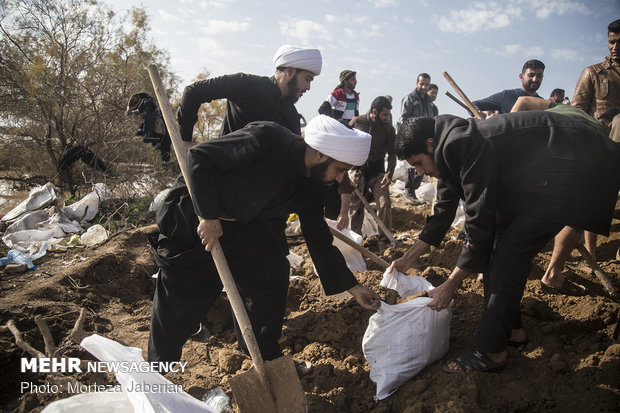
[229,355,306,413]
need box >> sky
[105,0,620,122]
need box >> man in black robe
[390,112,619,373]
[148,115,380,365]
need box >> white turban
[304,115,371,166]
[272,44,322,76]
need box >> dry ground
[1,195,619,412]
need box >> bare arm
[510,96,551,113]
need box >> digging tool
[576,244,617,299]
[329,227,389,269]
[442,72,484,120]
[445,91,472,113]
[147,65,306,413]
[353,188,400,247]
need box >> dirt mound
[1,197,619,412]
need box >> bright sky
[106,0,619,121]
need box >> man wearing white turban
[148,118,379,369]
[177,44,322,151]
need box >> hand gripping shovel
[147,65,306,412]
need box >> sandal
[293,359,313,378]
[541,279,586,296]
[443,350,506,374]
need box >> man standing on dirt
[317,70,360,230]
[399,73,435,205]
[174,44,323,339]
[177,44,322,150]
[540,19,620,294]
[148,115,381,368]
[390,112,619,373]
[471,59,545,117]
[349,96,396,249]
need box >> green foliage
[95,196,155,233]
[0,0,179,192]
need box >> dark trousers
[405,168,423,197]
[148,218,290,363]
[473,213,563,353]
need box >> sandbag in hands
[362,268,452,400]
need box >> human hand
[348,284,381,310]
[196,218,223,252]
[388,255,413,275]
[336,213,349,231]
[380,173,391,188]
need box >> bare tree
[0,0,178,193]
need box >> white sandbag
[286,251,304,269]
[148,188,170,212]
[1,183,59,223]
[64,183,110,223]
[361,210,379,237]
[392,160,411,182]
[451,200,466,231]
[81,224,109,246]
[414,181,436,204]
[42,391,134,413]
[42,334,217,413]
[362,269,451,400]
[324,219,366,272]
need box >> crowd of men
[145,19,620,378]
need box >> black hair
[550,88,565,97]
[429,83,438,91]
[396,117,435,159]
[417,73,431,81]
[521,59,545,73]
[609,19,620,33]
[370,96,392,113]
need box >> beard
[523,81,541,93]
[310,159,334,186]
[287,74,300,103]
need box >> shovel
[147,65,306,412]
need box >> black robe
[420,112,620,273]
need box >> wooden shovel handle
[445,91,471,113]
[329,227,389,269]
[353,188,398,246]
[576,244,617,298]
[147,65,269,386]
[443,72,484,120]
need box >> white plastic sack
[64,183,111,222]
[149,188,171,212]
[42,391,134,413]
[81,224,109,246]
[451,200,466,231]
[361,210,379,237]
[414,181,436,204]
[286,251,304,269]
[325,219,366,272]
[392,160,411,182]
[1,183,59,223]
[42,334,216,413]
[362,269,451,400]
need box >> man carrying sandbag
[390,112,619,373]
[148,115,380,370]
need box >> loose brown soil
[1,195,619,412]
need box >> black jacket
[177,73,301,141]
[420,112,620,273]
[157,121,358,295]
